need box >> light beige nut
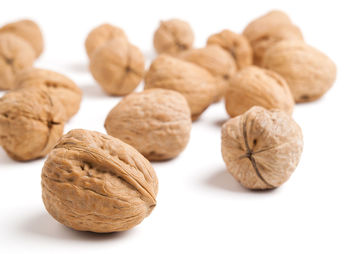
[105,88,191,161]
[243,10,303,65]
[144,54,217,120]
[179,45,237,101]
[207,29,253,69]
[15,68,82,120]
[0,19,44,58]
[262,40,337,102]
[225,66,294,117]
[41,129,158,233]
[153,19,194,55]
[0,86,66,161]
[0,33,36,90]
[85,23,127,59]
[221,106,303,190]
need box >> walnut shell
[153,19,194,55]
[15,68,82,120]
[0,33,36,90]
[225,66,294,117]
[243,10,303,66]
[0,19,44,58]
[105,89,191,161]
[262,40,337,102]
[85,23,127,59]
[0,87,66,161]
[41,129,158,233]
[207,29,253,69]
[144,54,217,120]
[90,37,145,96]
[221,106,303,190]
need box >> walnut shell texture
[221,106,303,190]
[41,129,158,233]
[153,19,194,55]
[262,40,337,102]
[105,89,191,161]
[225,66,294,117]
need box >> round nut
[41,129,158,233]
[225,66,294,117]
[153,19,194,55]
[221,106,303,190]
[105,88,191,161]
[262,40,337,102]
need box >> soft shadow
[214,119,227,127]
[65,62,88,73]
[79,84,108,98]
[0,148,20,166]
[143,49,157,61]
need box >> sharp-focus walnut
[153,19,194,55]
[15,68,82,120]
[207,29,252,69]
[0,33,36,90]
[144,54,217,120]
[221,106,303,190]
[90,37,145,96]
[243,10,303,66]
[262,40,337,102]
[0,87,66,161]
[105,89,191,161]
[225,66,294,117]
[41,129,158,233]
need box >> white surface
[0,0,349,253]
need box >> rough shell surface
[221,106,303,190]
[41,129,158,233]
[105,89,191,161]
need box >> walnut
[262,40,337,102]
[105,88,191,161]
[225,66,294,117]
[41,129,158,233]
[221,106,303,190]
[144,54,217,120]
[153,19,194,55]
[207,29,253,69]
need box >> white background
[0,0,349,253]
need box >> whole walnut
[153,19,194,55]
[145,54,217,120]
[0,87,66,161]
[225,66,294,117]
[262,40,337,102]
[221,106,303,190]
[41,129,158,233]
[0,33,36,90]
[105,89,191,161]
[207,29,253,69]
[243,10,303,66]
[15,68,82,120]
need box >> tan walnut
[262,40,337,102]
[41,129,158,233]
[105,89,191,161]
[221,106,303,190]
[225,66,294,117]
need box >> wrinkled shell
[225,66,294,117]
[85,23,127,59]
[145,55,217,120]
[262,40,337,102]
[15,68,82,120]
[207,29,252,69]
[243,10,303,65]
[153,19,194,55]
[0,87,66,161]
[0,33,36,90]
[221,106,303,190]
[105,89,191,161]
[90,37,145,96]
[179,45,237,101]
[41,129,158,233]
